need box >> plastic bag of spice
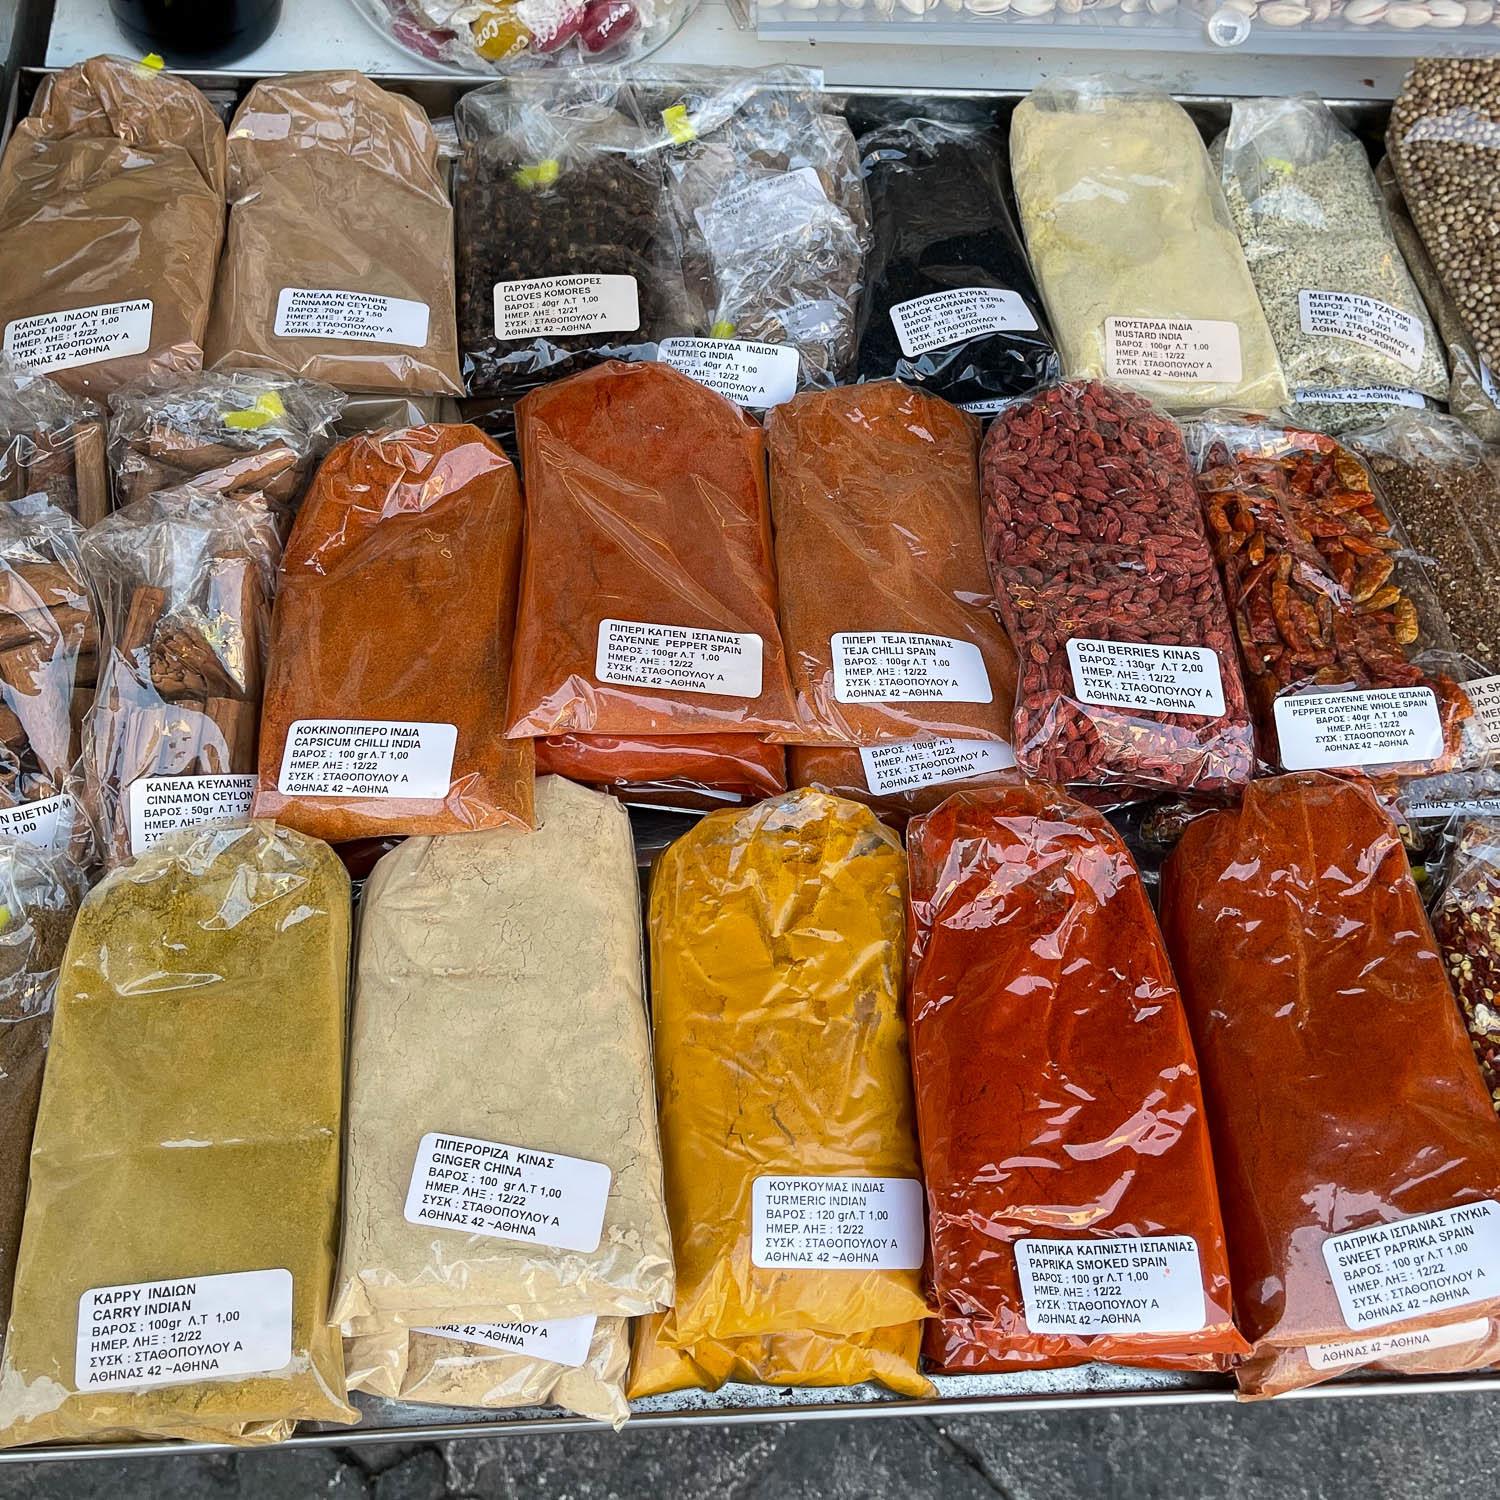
[768,382,1017,749]
[649,789,930,1349]
[1160,772,1500,1399]
[535,733,786,810]
[207,73,463,398]
[0,364,108,528]
[254,423,534,843]
[1010,81,1287,415]
[906,785,1246,1372]
[1191,416,1478,779]
[0,821,354,1447]
[332,778,671,1329]
[979,381,1255,798]
[507,361,797,740]
[787,744,1017,826]
[455,77,687,399]
[0,57,225,398]
[854,113,1058,413]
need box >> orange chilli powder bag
[906,784,1245,1371]
[536,733,786,810]
[506,361,797,740]
[1161,771,1500,1399]
[789,745,1017,826]
[253,424,533,841]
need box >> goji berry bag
[1161,771,1500,1399]
[906,784,1244,1372]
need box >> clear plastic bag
[207,73,464,398]
[906,785,1246,1372]
[80,486,279,869]
[0,363,108,527]
[0,58,225,397]
[506,361,798,739]
[768,382,1016,747]
[535,733,786,810]
[787,744,1018,825]
[331,778,672,1329]
[854,113,1058,412]
[1160,772,1500,1398]
[0,821,354,1447]
[254,424,534,842]
[1010,80,1287,415]
[980,380,1255,797]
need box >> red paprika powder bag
[253,423,534,841]
[789,744,1017,825]
[506,361,797,740]
[906,784,1245,1371]
[1160,771,1500,1398]
[536,733,786,810]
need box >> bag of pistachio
[0,820,354,1448]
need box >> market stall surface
[0,1395,1488,1498]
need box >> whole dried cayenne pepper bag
[906,784,1245,1372]
[980,380,1254,798]
[1161,772,1500,1399]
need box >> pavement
[0,1393,1491,1498]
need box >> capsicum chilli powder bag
[506,360,797,740]
[905,784,1245,1371]
[1160,771,1500,1398]
[253,423,533,841]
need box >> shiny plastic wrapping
[1011,81,1286,415]
[80,486,280,868]
[648,789,929,1349]
[0,822,354,1447]
[787,745,1018,825]
[980,381,1254,797]
[767,382,1016,747]
[535,733,786,809]
[331,777,672,1329]
[1432,814,1500,1118]
[0,58,226,397]
[906,786,1245,1371]
[1160,772,1500,1398]
[207,73,464,397]
[854,114,1057,411]
[254,424,534,842]
[506,361,797,739]
[0,364,108,527]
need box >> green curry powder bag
[0,821,354,1448]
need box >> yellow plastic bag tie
[710,320,736,340]
[513,159,560,190]
[662,105,696,145]
[138,53,165,70]
[222,390,286,432]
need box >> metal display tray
[1,64,1493,1460]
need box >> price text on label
[1273,686,1443,770]
[274,288,430,347]
[493,275,639,341]
[1104,318,1243,384]
[831,632,992,704]
[889,287,1039,359]
[278,720,457,800]
[128,774,256,856]
[595,619,763,698]
[859,737,1016,796]
[1066,638,1226,718]
[4,299,153,375]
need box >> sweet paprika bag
[906,784,1245,1372]
[253,424,534,842]
[1160,771,1500,1399]
[536,732,786,810]
[507,360,798,740]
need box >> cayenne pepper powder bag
[536,732,786,810]
[767,381,1017,750]
[906,784,1245,1372]
[507,360,796,739]
[254,424,533,842]
[1160,772,1500,1398]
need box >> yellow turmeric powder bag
[649,788,929,1347]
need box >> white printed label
[1066,638,1225,719]
[1104,318,1243,384]
[4,299,153,375]
[859,737,1016,796]
[1480,358,1500,409]
[959,398,1010,416]
[404,1131,610,1254]
[695,167,829,251]
[1322,1200,1500,1331]
[658,337,799,409]
[751,1176,924,1271]
[277,719,457,800]
[889,288,1039,359]
[1298,291,1426,372]
[415,1315,597,1368]
[1405,795,1500,821]
[595,619,762,698]
[0,792,72,851]
[1274,687,1443,770]
[1467,674,1500,753]
[831,632,992,705]
[1305,1316,1490,1371]
[76,1269,292,1392]
[493,275,639,341]
[1014,1236,1207,1336]
[128,774,256,856]
[1294,385,1425,409]
[274,288,430,348]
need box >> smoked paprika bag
[507,360,797,740]
[536,733,786,810]
[906,785,1245,1372]
[767,381,1016,749]
[1160,771,1500,1398]
[253,424,534,842]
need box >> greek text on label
[1066,638,1226,718]
[595,619,763,698]
[1297,290,1426,372]
[1273,686,1443,770]
[415,1315,597,1368]
[4,299,153,375]
[1015,1236,1207,1335]
[889,287,1039,359]
[658,337,799,408]
[493,275,639,341]
[1104,318,1243,384]
[128,774,256,856]
[278,720,457,800]
[751,1176,924,1271]
[831,632,992,704]
[274,288,430,348]
[859,737,1016,796]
